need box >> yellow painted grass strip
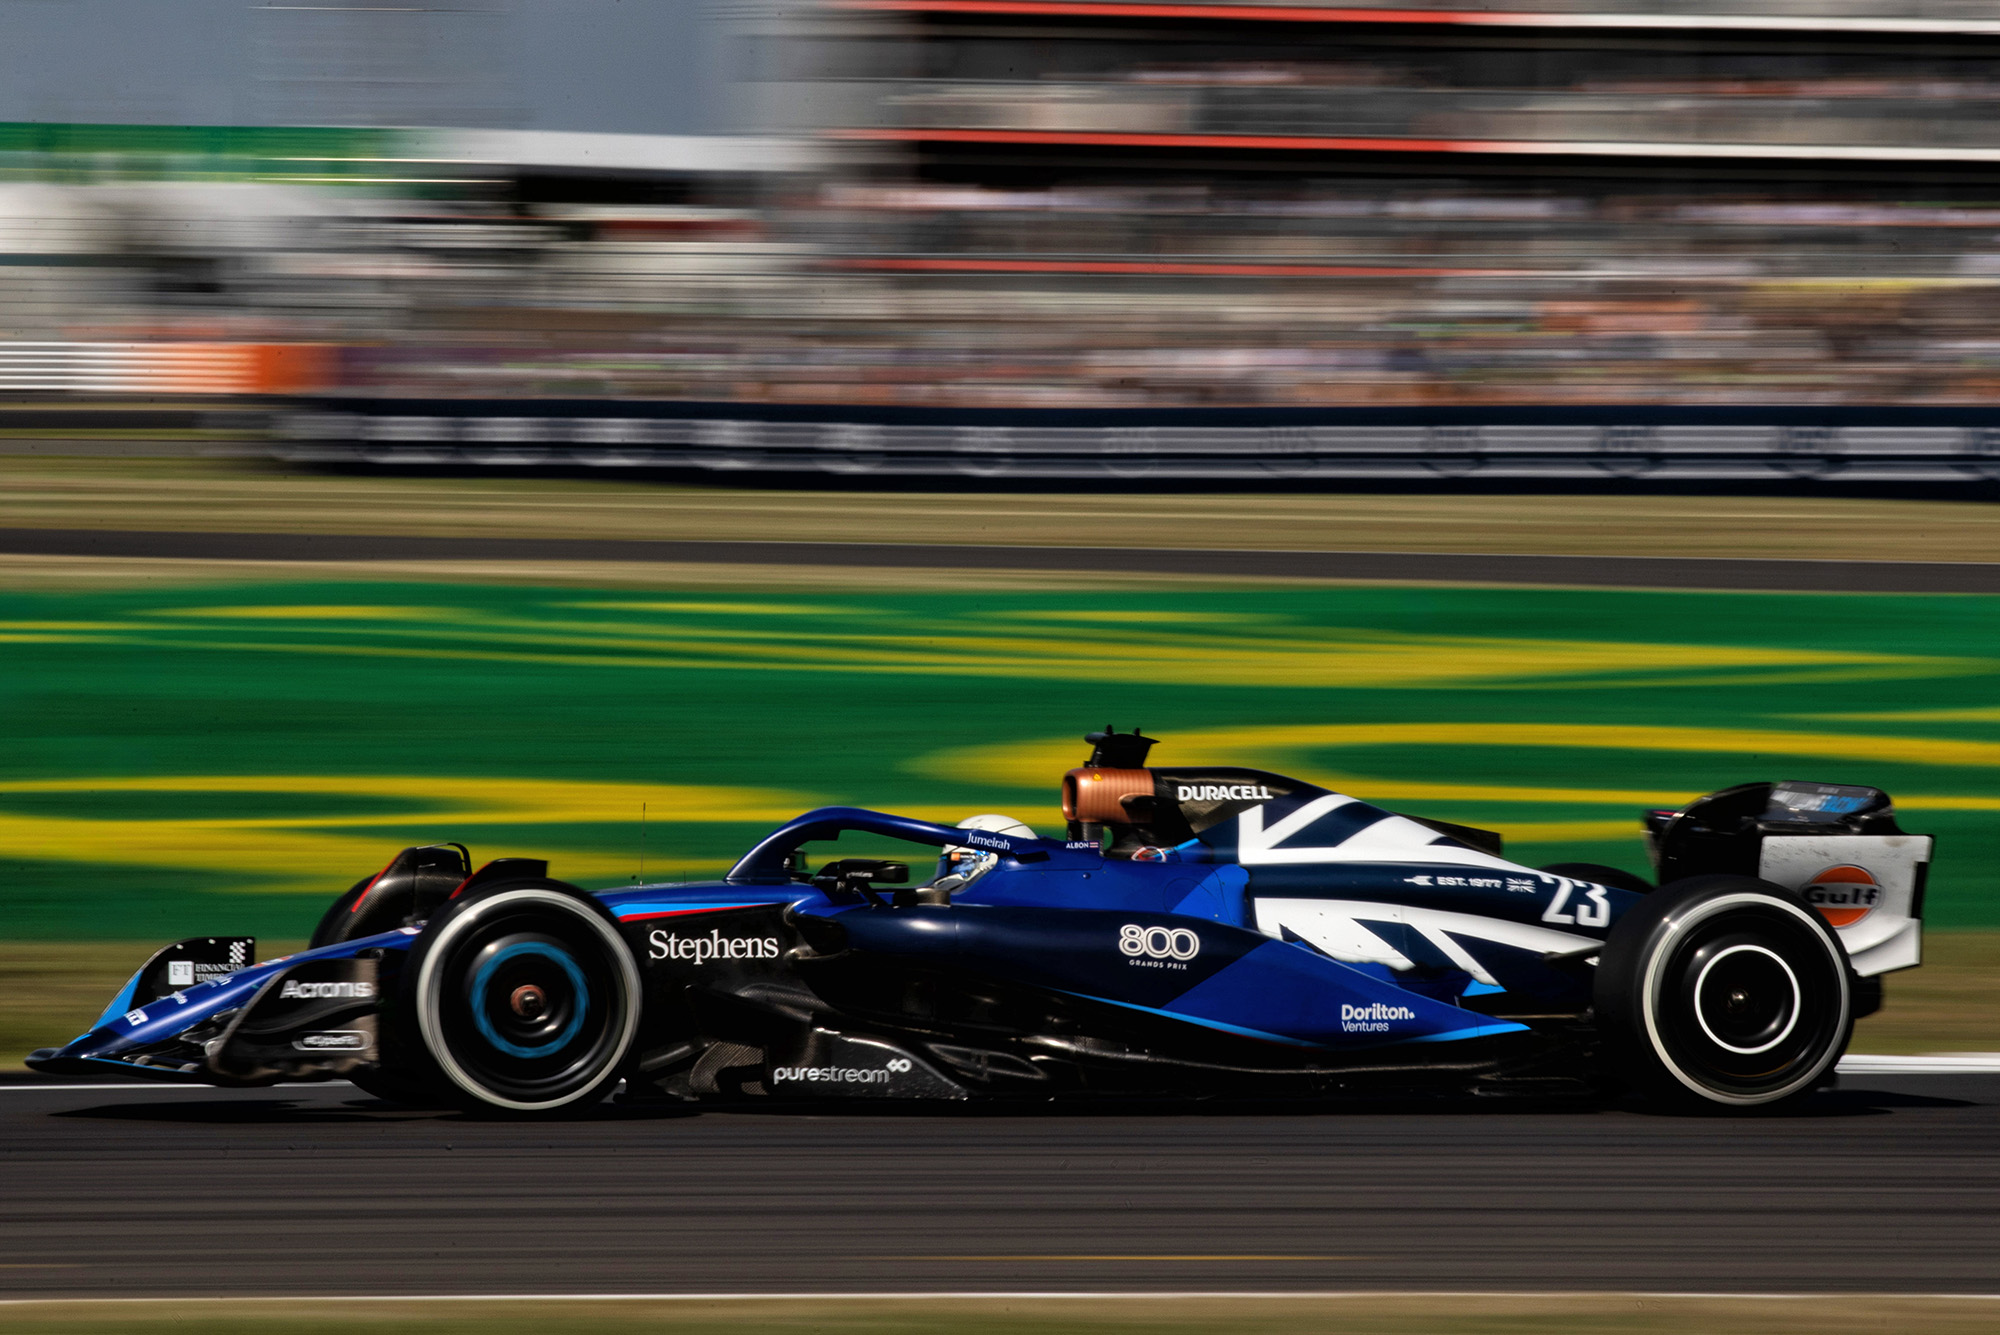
[568,600,874,617]
[0,774,1048,893]
[0,775,814,892]
[935,724,2000,798]
[39,600,1974,690]
[153,604,468,621]
[1483,820,1641,843]
[1825,706,2000,723]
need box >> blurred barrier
[0,343,331,395]
[838,78,2000,161]
[277,398,2000,483]
[831,0,2000,30]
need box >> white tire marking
[416,887,640,1113]
[1638,892,1847,1106]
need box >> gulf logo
[1801,864,1881,928]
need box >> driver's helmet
[934,813,1037,889]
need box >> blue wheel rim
[470,941,589,1058]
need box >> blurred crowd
[6,174,2000,408]
[7,5,2000,409]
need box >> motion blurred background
[6,0,2000,1065]
[6,0,2000,408]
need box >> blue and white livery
[30,728,1929,1112]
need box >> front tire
[405,880,641,1116]
[1595,874,1851,1109]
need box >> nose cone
[23,1035,188,1080]
[25,1021,196,1080]
[27,961,281,1082]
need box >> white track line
[0,1081,353,1092]
[5,1291,2000,1305]
[1838,1054,2000,1074]
[0,1084,222,1092]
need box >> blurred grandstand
[6,0,2000,416]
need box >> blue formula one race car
[30,728,1933,1115]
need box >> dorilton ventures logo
[649,928,781,963]
[1341,1001,1416,1033]
[1177,784,1274,803]
[279,980,376,1000]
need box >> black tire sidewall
[403,880,642,1116]
[1597,874,1852,1107]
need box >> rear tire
[1595,874,1851,1109]
[405,879,641,1117]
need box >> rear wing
[1757,833,1928,976]
[1645,781,1928,978]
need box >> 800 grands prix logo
[1120,923,1200,970]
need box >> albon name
[650,928,782,963]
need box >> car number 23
[1542,879,1612,929]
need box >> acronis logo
[279,980,375,1000]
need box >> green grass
[1852,931,2000,1054]
[4,573,2000,1057]
[5,576,2000,937]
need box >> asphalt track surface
[5,533,1997,1301]
[2,1075,1996,1298]
[5,526,2000,592]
